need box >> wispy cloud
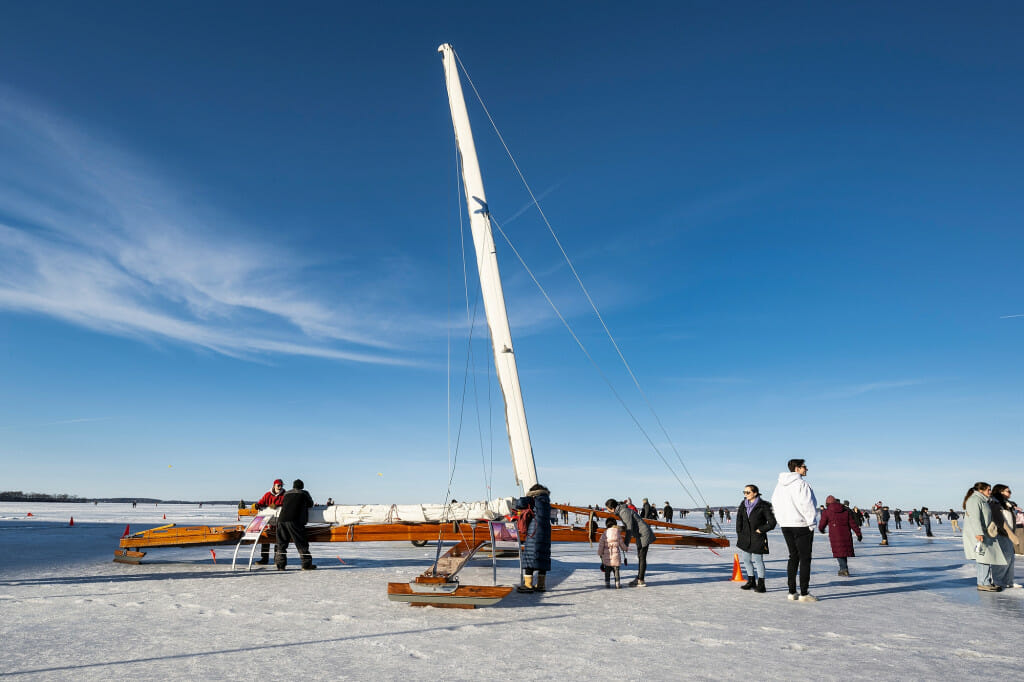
[0,89,430,366]
[817,380,924,400]
[1000,314,1024,319]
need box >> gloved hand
[857,537,862,542]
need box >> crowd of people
[245,469,1022,599]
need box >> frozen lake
[1,502,1020,680]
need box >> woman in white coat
[962,482,1007,592]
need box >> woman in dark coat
[818,495,862,576]
[517,483,552,593]
[736,484,777,593]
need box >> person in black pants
[770,459,819,601]
[275,479,316,570]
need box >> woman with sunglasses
[989,484,1020,589]
[735,484,776,593]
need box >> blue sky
[1,3,1021,510]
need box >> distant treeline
[0,491,237,504]
[1,491,87,502]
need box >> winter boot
[880,540,888,546]
[613,567,621,589]
[535,573,547,592]
[275,553,286,571]
[517,573,534,593]
[605,571,612,588]
[755,577,766,593]
[740,577,756,590]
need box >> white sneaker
[1008,583,1023,589]
[799,594,818,602]
[787,593,798,601]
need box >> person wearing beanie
[819,494,863,576]
[516,483,552,593]
[770,459,819,601]
[275,479,315,570]
[254,479,285,565]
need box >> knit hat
[826,495,837,504]
[293,479,304,490]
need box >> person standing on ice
[275,479,315,571]
[663,501,673,524]
[988,484,1019,588]
[819,495,862,576]
[516,483,552,593]
[597,517,627,588]
[962,482,1007,591]
[735,484,776,593]
[770,459,819,602]
[606,498,655,587]
[873,503,890,546]
[254,478,285,565]
[920,507,934,537]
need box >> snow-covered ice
[1,503,1020,680]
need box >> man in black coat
[275,479,316,570]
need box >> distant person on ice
[516,483,552,593]
[920,507,933,537]
[771,459,818,602]
[255,479,285,565]
[606,497,654,587]
[597,517,627,589]
[275,479,315,571]
[819,495,862,576]
[735,484,776,593]
[663,501,673,524]
[873,502,890,546]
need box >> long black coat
[735,498,777,554]
[519,488,552,572]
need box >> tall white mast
[438,43,537,491]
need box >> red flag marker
[209,549,217,563]
[163,514,166,520]
[69,517,74,527]
[122,525,131,538]
[336,555,346,564]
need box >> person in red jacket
[818,495,863,576]
[254,479,285,565]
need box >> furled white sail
[438,44,537,491]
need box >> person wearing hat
[819,494,862,576]
[275,479,316,570]
[254,479,285,565]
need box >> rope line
[489,216,702,509]
[454,48,711,510]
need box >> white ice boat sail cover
[259,498,516,526]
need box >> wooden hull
[387,582,513,608]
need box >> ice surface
[1,503,1021,680]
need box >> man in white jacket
[770,459,818,602]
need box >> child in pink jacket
[597,518,627,588]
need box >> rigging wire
[454,49,712,510]
[489,216,702,509]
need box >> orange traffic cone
[730,553,745,582]
[26,512,33,517]
[69,517,74,527]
